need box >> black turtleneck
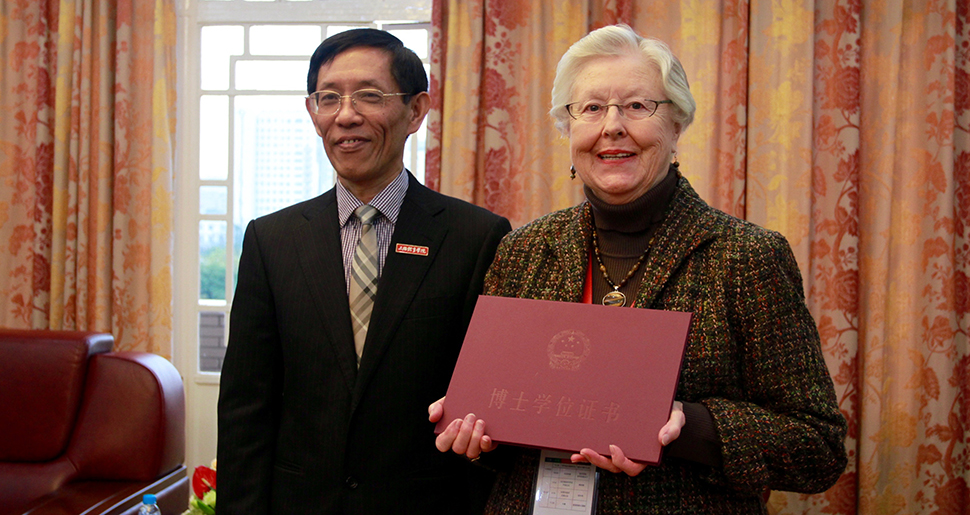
[585,165,678,306]
[584,164,722,468]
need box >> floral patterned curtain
[429,0,969,512]
[0,0,176,357]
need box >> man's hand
[429,396,496,459]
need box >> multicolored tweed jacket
[480,175,848,514]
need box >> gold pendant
[602,290,626,307]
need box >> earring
[671,151,679,169]
[570,166,577,180]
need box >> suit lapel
[352,178,446,407]
[635,177,719,308]
[295,190,359,390]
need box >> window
[178,0,431,376]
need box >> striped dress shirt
[336,169,409,294]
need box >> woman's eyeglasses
[565,99,672,122]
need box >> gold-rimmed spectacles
[307,88,409,115]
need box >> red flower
[192,466,217,499]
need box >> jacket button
[345,476,359,489]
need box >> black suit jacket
[217,173,511,515]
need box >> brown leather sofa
[0,329,188,515]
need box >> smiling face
[567,54,682,205]
[306,46,429,202]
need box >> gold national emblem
[547,330,591,371]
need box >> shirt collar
[337,168,410,226]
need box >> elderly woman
[429,24,847,513]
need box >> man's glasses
[307,89,409,116]
[565,99,672,122]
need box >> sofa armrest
[68,353,185,482]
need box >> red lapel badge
[395,243,429,256]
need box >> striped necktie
[349,204,381,367]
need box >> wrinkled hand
[570,401,685,477]
[571,444,647,476]
[660,400,685,446]
[429,396,497,459]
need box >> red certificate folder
[435,295,692,464]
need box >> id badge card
[530,450,599,515]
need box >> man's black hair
[306,28,428,103]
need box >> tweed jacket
[480,175,847,514]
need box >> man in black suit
[217,29,511,515]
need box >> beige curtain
[0,0,176,357]
[429,0,970,512]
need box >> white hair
[550,24,696,135]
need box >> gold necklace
[588,204,657,307]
